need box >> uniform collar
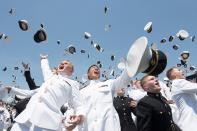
[147,92,162,99]
[58,72,69,78]
[80,79,100,89]
[117,95,125,99]
[89,79,100,85]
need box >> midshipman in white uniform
[80,64,130,131]
[166,67,197,131]
[5,55,85,131]
[80,36,168,131]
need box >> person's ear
[142,85,147,91]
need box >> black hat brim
[143,49,167,76]
[34,29,47,43]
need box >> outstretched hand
[65,123,77,131]
[65,115,83,131]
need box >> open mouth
[155,82,159,86]
[94,71,99,75]
[59,65,65,70]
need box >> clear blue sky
[0,0,197,90]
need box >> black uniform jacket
[114,96,137,131]
[24,70,40,90]
[136,92,181,131]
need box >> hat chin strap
[142,49,159,75]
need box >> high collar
[58,72,69,78]
[117,95,125,99]
[147,92,162,99]
[89,79,100,85]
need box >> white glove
[40,54,48,59]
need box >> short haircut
[87,64,99,74]
[166,67,176,80]
[140,75,149,88]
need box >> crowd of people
[0,100,16,131]
[0,41,197,131]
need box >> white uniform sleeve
[68,82,85,117]
[41,58,53,81]
[10,86,39,97]
[160,81,172,100]
[111,70,130,91]
[173,79,197,94]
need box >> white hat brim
[126,36,151,77]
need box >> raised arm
[22,62,38,90]
[40,54,53,81]
[173,79,197,94]
[4,86,39,98]
[111,70,130,91]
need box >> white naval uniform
[127,86,146,102]
[10,58,85,131]
[159,81,172,100]
[171,79,197,131]
[159,80,179,124]
[80,70,130,131]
